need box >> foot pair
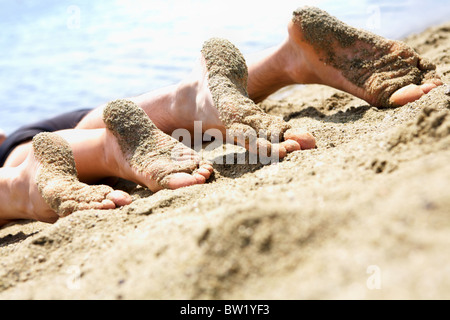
[26,7,443,220]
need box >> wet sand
[1,22,450,300]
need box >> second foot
[103,99,214,192]
[198,38,316,159]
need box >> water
[1,0,450,134]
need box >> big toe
[162,172,202,190]
[389,81,442,107]
[161,162,214,190]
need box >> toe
[270,143,287,159]
[197,166,213,179]
[200,162,214,173]
[284,129,316,150]
[194,173,207,184]
[420,82,441,94]
[389,84,425,106]
[163,172,200,190]
[107,190,132,207]
[389,81,442,107]
[78,199,114,211]
[420,83,435,95]
[100,199,116,210]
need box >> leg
[0,101,213,225]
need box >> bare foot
[102,99,214,192]
[193,38,316,158]
[32,132,132,220]
[285,6,443,107]
[0,132,131,224]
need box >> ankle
[99,129,128,181]
[132,83,195,135]
[247,41,300,103]
[169,78,201,132]
[0,166,32,220]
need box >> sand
[1,21,450,300]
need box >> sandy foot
[290,6,443,107]
[103,99,213,191]
[201,38,316,158]
[33,132,131,219]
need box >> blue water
[1,0,450,134]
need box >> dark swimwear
[0,109,91,167]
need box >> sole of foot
[201,38,316,159]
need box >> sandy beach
[1,21,450,300]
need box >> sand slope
[1,22,450,300]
